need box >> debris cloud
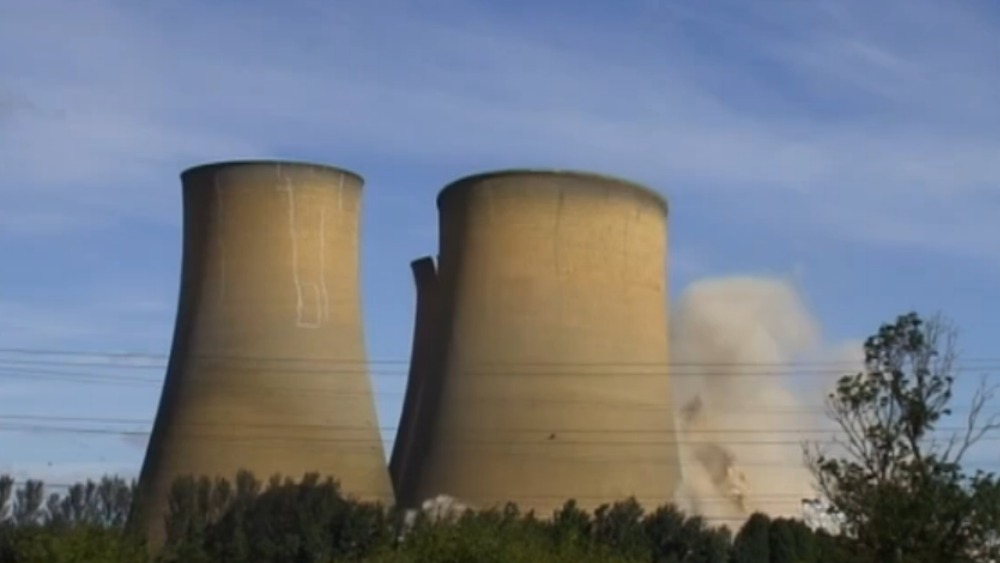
[670,275,854,525]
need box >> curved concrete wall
[395,170,681,515]
[133,160,393,545]
[389,257,443,506]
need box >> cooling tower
[133,160,393,546]
[391,170,682,515]
[389,257,444,506]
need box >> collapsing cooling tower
[133,160,393,545]
[389,257,444,506]
[391,170,682,514]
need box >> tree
[12,481,45,527]
[591,498,650,560]
[786,518,820,563]
[767,518,798,563]
[731,513,770,563]
[642,504,730,563]
[0,476,14,523]
[0,475,145,563]
[807,312,1000,562]
[549,499,592,546]
[811,528,852,563]
[45,477,135,529]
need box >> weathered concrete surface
[394,170,681,515]
[389,257,443,507]
[133,160,393,546]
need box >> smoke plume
[670,275,854,526]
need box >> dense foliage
[807,312,1000,562]
[0,471,848,563]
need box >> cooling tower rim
[437,169,668,215]
[181,159,364,185]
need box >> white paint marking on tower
[553,189,565,323]
[278,169,322,329]
[622,202,635,282]
[319,202,329,323]
[214,175,227,302]
[338,173,344,211]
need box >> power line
[0,346,998,379]
[2,345,999,365]
[3,421,1000,448]
[3,357,1000,378]
[0,366,995,419]
[0,413,994,436]
[0,366,994,418]
[3,345,1000,367]
[0,346,946,367]
[2,349,996,477]
[0,347,860,365]
[0,351,989,529]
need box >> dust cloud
[669,275,858,527]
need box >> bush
[0,471,851,563]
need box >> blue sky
[2,0,1000,486]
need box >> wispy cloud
[0,294,172,352]
[3,0,1000,484]
[2,0,999,256]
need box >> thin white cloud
[0,302,101,346]
[2,0,999,248]
[0,295,172,351]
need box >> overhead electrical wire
[2,357,1000,378]
[6,345,1000,367]
[1,346,996,517]
[2,347,999,386]
[1,413,995,464]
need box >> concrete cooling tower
[391,170,682,515]
[133,160,393,545]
